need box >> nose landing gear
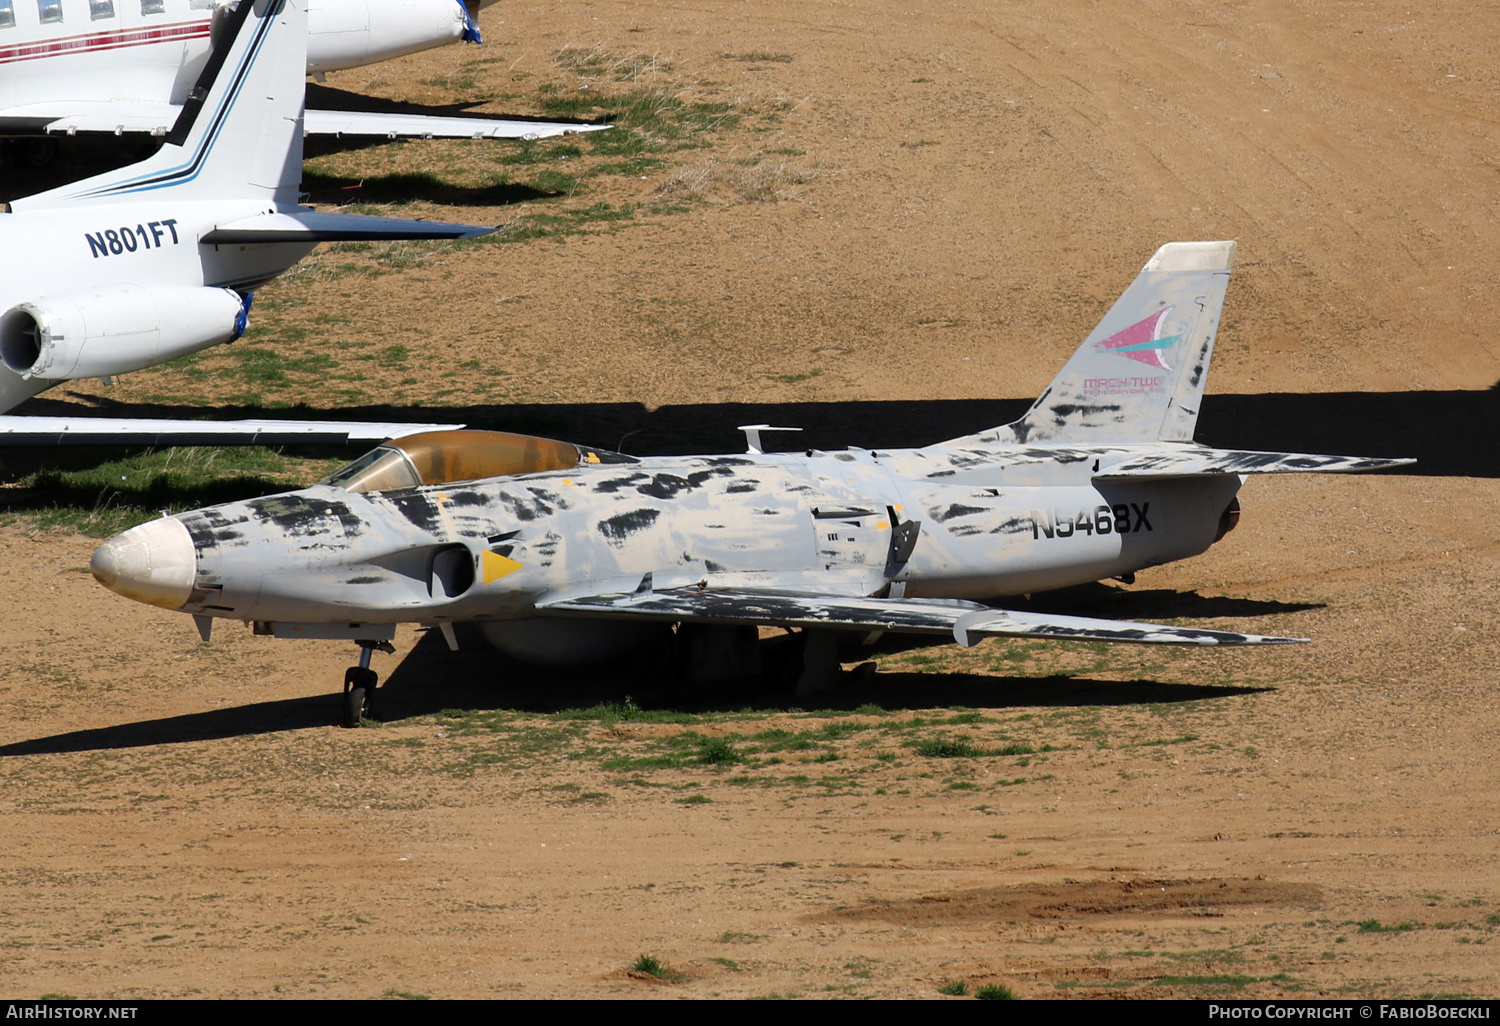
[342,639,395,728]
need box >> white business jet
[0,0,607,148]
[0,0,488,444]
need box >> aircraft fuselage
[0,0,474,118]
[164,447,1242,627]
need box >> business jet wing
[0,101,607,142]
[540,585,1306,647]
[0,416,462,447]
[302,109,610,140]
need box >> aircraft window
[0,0,14,28]
[89,0,115,18]
[320,446,422,495]
[188,0,215,8]
[140,0,163,12]
[321,430,635,494]
[37,0,62,22]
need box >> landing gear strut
[342,640,394,728]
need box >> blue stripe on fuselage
[68,0,283,199]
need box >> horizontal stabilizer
[201,210,495,244]
[303,109,611,140]
[0,416,462,447]
[541,587,1304,647]
[1097,446,1415,479]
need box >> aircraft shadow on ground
[370,628,1272,718]
[1013,583,1322,620]
[0,694,344,756]
[18,384,1498,479]
[300,169,559,207]
[0,624,1270,756]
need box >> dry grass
[654,155,817,203]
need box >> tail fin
[945,241,1236,447]
[12,0,305,211]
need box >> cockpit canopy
[321,430,633,494]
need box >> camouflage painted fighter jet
[91,241,1411,725]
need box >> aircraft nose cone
[91,517,196,610]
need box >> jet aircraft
[91,241,1413,726]
[0,0,606,147]
[0,0,495,438]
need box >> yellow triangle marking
[482,550,523,584]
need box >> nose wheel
[341,640,394,728]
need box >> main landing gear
[342,640,394,728]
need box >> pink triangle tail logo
[1093,308,1180,372]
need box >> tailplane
[12,0,305,211]
[946,241,1235,447]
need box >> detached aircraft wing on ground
[0,0,607,145]
[90,241,1413,726]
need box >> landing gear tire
[342,666,378,728]
[342,686,369,728]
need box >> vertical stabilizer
[12,0,307,211]
[944,241,1236,447]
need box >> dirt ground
[2,0,1499,1000]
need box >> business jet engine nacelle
[306,0,478,74]
[0,285,247,382]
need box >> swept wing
[540,584,1304,647]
